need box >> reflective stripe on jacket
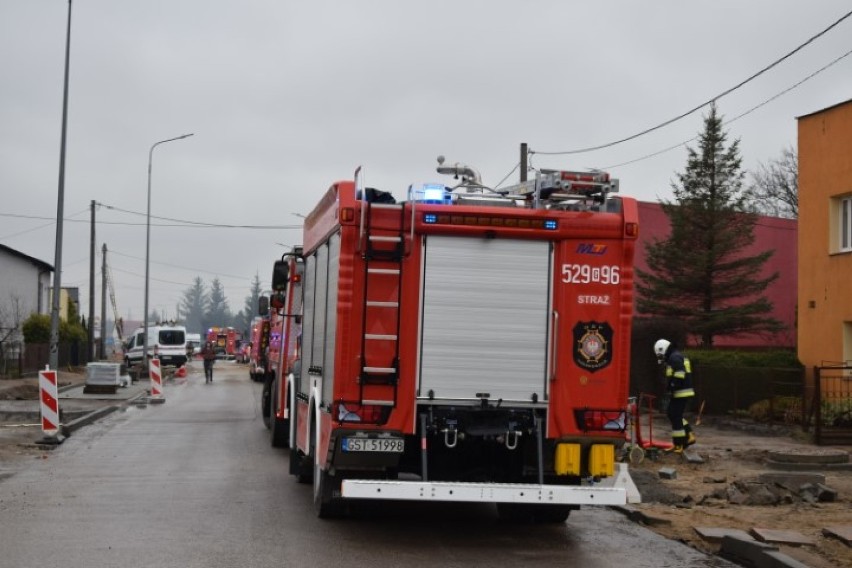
[665,351,695,398]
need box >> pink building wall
[635,201,797,348]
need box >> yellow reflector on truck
[554,443,581,476]
[589,444,615,477]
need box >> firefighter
[654,339,696,452]
[201,341,217,383]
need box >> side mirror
[270,292,286,310]
[272,260,289,292]
[258,295,269,316]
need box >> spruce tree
[636,103,782,347]
[207,278,231,329]
[236,274,263,335]
[180,277,209,334]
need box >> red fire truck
[261,249,304,447]
[206,326,240,359]
[278,161,640,519]
[248,315,271,382]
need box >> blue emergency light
[412,183,451,205]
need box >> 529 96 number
[561,264,620,285]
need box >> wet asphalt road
[0,362,736,568]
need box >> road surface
[0,362,735,567]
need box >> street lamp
[143,133,193,373]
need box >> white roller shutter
[418,235,551,403]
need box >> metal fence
[0,341,90,377]
[811,365,852,445]
[631,361,805,422]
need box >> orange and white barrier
[149,357,165,403]
[39,366,60,437]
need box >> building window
[831,195,852,254]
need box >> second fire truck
[269,159,640,519]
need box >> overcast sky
[2,1,851,330]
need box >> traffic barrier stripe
[150,358,164,398]
[39,368,60,435]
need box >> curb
[58,390,149,438]
[60,406,120,437]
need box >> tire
[313,460,344,518]
[289,408,312,483]
[261,378,272,429]
[269,377,289,448]
[496,503,572,524]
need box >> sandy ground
[1,373,850,566]
[625,416,852,568]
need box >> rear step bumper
[341,463,640,505]
[341,479,626,505]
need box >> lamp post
[143,133,193,373]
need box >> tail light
[337,402,392,425]
[574,409,626,432]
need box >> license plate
[342,437,404,453]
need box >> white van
[124,324,188,367]
[186,332,202,356]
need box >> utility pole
[100,243,107,359]
[88,199,95,362]
[49,0,73,370]
[520,142,528,182]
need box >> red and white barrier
[39,366,60,437]
[149,358,165,404]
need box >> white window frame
[842,197,852,252]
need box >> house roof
[0,243,53,272]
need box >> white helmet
[653,339,671,361]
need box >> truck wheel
[261,379,272,429]
[269,377,289,448]
[291,450,312,483]
[313,462,343,518]
[532,505,572,523]
[496,503,571,524]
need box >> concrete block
[720,535,777,565]
[822,526,852,546]
[814,483,837,502]
[658,467,677,480]
[693,527,754,543]
[684,451,704,464]
[760,550,812,568]
[750,528,815,547]
[757,472,825,491]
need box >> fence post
[814,366,822,445]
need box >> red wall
[635,202,797,348]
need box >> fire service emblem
[573,321,613,372]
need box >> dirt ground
[625,415,852,568]
[0,370,92,464]
[2,373,851,566]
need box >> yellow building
[797,98,852,379]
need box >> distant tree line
[177,274,264,338]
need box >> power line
[0,209,300,230]
[97,202,299,229]
[0,207,89,240]
[532,9,852,157]
[599,45,852,170]
[109,249,254,282]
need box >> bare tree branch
[747,146,798,218]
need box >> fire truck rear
[282,160,640,519]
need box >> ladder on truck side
[356,198,406,424]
